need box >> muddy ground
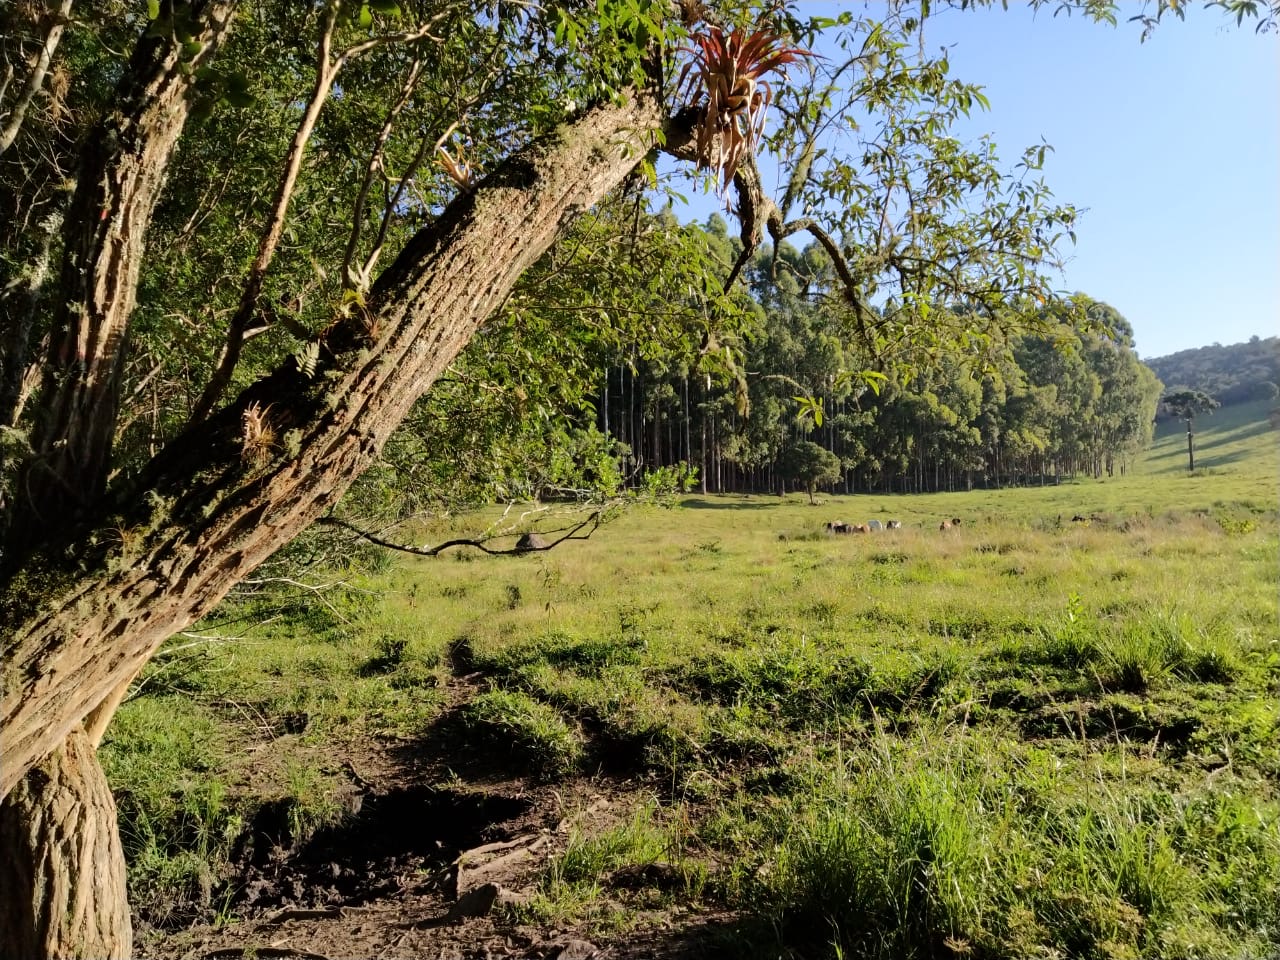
[136,677,745,960]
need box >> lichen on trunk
[3,87,670,800]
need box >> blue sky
[664,4,1278,360]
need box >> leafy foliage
[1161,390,1221,423]
[780,439,840,502]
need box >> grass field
[105,401,1279,958]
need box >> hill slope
[1146,337,1280,407]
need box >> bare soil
[136,678,740,960]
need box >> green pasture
[105,403,1279,958]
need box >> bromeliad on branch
[676,23,814,194]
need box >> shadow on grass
[232,781,532,912]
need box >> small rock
[549,940,600,960]
[449,881,501,919]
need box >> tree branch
[0,0,73,156]
[341,56,426,292]
[315,510,609,557]
[188,1,342,424]
[2,87,668,799]
[191,5,450,423]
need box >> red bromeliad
[676,24,814,193]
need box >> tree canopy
[1162,390,1222,422]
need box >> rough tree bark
[5,65,669,821]
[2,7,240,955]
[0,727,131,960]
[7,0,237,557]
[2,85,672,958]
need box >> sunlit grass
[105,403,1280,955]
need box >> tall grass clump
[1035,788,1280,958]
[1036,592,1103,670]
[459,689,583,779]
[754,733,1280,958]
[763,739,1013,958]
[1100,609,1244,692]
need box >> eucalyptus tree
[1,0,1272,956]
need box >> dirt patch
[135,669,718,960]
[136,764,734,960]
[233,783,535,913]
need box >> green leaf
[222,71,254,109]
[146,0,160,19]
[357,3,372,28]
[859,370,889,396]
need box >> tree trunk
[2,88,672,799]
[7,0,238,558]
[0,727,131,960]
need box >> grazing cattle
[867,519,884,532]
[886,520,902,530]
[939,518,962,531]
[828,521,871,534]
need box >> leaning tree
[2,0,1274,955]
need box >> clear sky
[663,3,1278,360]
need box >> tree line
[454,213,1165,500]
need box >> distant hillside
[1146,336,1280,407]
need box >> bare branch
[191,5,450,423]
[0,0,73,156]
[188,0,343,424]
[315,510,609,557]
[341,57,426,292]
